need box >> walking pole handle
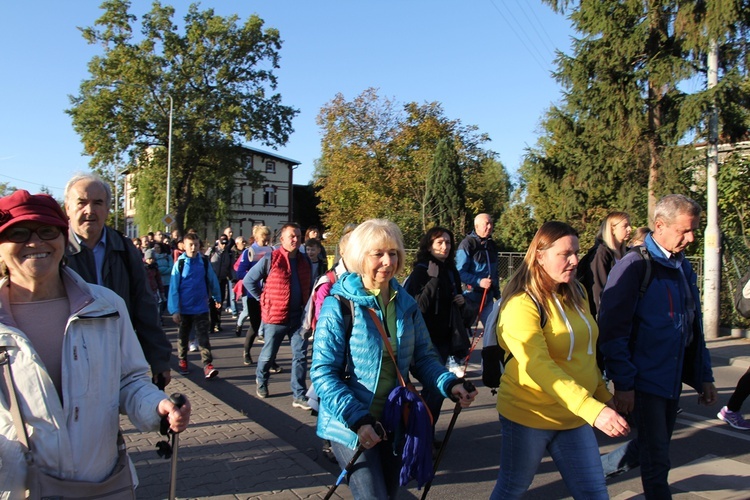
[168,393,186,500]
[170,393,187,411]
[463,380,476,393]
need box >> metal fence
[396,249,748,330]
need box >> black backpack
[481,293,546,394]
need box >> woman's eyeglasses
[2,225,63,243]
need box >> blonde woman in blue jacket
[311,219,477,500]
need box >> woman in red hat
[0,190,191,496]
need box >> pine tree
[523,0,750,236]
[426,138,466,236]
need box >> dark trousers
[601,391,679,499]
[421,342,450,433]
[727,366,750,412]
[209,298,221,329]
[177,312,213,365]
[242,297,262,356]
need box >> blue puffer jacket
[599,233,713,399]
[311,272,456,450]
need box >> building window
[265,160,276,173]
[263,185,277,207]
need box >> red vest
[260,248,312,324]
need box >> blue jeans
[600,391,678,499]
[236,295,250,327]
[256,312,308,398]
[490,415,608,500]
[330,440,401,499]
[228,281,238,315]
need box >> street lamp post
[165,95,173,232]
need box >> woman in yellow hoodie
[490,221,630,500]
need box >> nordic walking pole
[168,393,187,500]
[324,423,384,500]
[463,285,490,373]
[420,380,476,500]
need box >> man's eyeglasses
[2,225,63,243]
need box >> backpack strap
[637,246,653,299]
[332,295,354,380]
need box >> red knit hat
[0,190,69,236]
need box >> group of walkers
[1,173,749,500]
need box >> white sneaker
[189,341,198,352]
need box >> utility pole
[703,39,720,340]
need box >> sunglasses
[2,225,63,243]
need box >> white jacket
[0,267,168,499]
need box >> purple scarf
[383,385,434,488]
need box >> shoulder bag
[0,347,136,500]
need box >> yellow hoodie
[496,291,612,429]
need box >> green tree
[314,88,499,246]
[0,182,18,197]
[718,153,750,250]
[497,187,538,251]
[67,0,298,232]
[522,0,750,239]
[314,89,401,241]
[465,152,512,239]
[426,137,466,236]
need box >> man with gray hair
[456,212,499,326]
[598,194,716,498]
[64,173,173,387]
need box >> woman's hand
[594,406,630,438]
[357,424,384,450]
[427,261,439,278]
[451,383,478,408]
[453,294,465,306]
[158,397,191,433]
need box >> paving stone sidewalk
[118,334,748,499]
[119,375,350,500]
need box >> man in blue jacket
[456,213,499,326]
[598,194,717,499]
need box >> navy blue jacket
[598,234,713,399]
[455,231,499,300]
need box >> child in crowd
[144,248,165,325]
[168,233,222,379]
[304,238,326,282]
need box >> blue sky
[0,1,575,200]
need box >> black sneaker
[269,364,283,374]
[256,386,268,398]
[243,353,253,366]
